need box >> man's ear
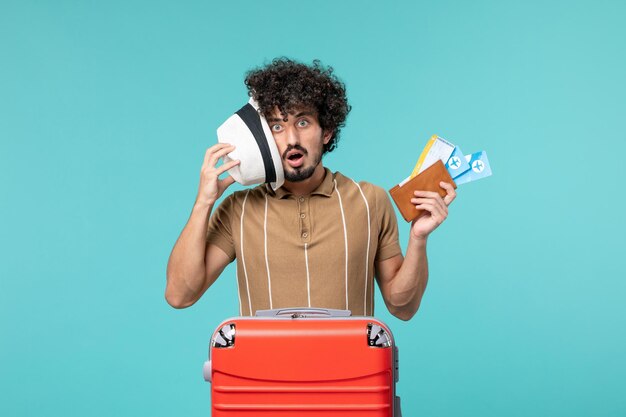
[323,130,333,145]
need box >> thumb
[220,175,236,189]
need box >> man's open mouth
[284,148,307,168]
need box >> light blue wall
[1,1,625,416]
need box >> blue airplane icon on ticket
[454,150,492,185]
[445,146,471,179]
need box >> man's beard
[285,164,317,182]
[282,144,322,182]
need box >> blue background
[2,1,625,415]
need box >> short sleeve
[206,194,236,262]
[373,186,402,262]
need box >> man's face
[267,107,332,182]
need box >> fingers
[412,190,440,199]
[411,188,449,225]
[413,190,445,208]
[218,175,236,190]
[412,182,457,209]
[413,190,447,214]
[412,200,447,223]
[208,146,236,168]
[411,198,447,215]
[440,181,457,205]
[204,143,229,165]
[214,158,240,176]
[203,143,235,167]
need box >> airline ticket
[410,135,455,178]
[454,151,492,185]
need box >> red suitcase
[203,308,401,416]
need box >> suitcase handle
[255,307,352,318]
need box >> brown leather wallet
[389,160,457,222]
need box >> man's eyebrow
[266,111,314,122]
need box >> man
[165,58,456,321]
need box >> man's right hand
[165,143,238,309]
[196,143,240,207]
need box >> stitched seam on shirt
[352,179,371,316]
[304,243,311,308]
[334,179,349,311]
[264,194,273,310]
[240,190,252,316]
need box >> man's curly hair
[244,58,351,154]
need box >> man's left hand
[409,181,456,240]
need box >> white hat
[217,98,284,190]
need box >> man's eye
[272,124,283,132]
[298,120,309,127]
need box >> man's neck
[281,163,327,196]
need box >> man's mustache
[282,145,308,159]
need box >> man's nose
[285,126,300,145]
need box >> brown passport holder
[389,160,457,222]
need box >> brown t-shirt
[207,168,402,316]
